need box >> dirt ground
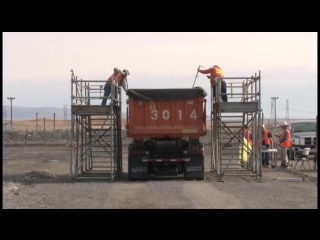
[3,128,318,209]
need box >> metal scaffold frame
[70,69,123,181]
[210,71,263,181]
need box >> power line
[277,108,316,113]
[290,109,316,113]
[288,104,317,108]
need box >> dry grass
[4,119,273,132]
[3,119,128,131]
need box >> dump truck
[125,87,207,180]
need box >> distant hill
[2,105,127,121]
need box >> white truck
[288,120,317,160]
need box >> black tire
[128,170,133,181]
[184,177,193,181]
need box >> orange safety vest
[263,130,270,145]
[244,129,253,147]
[214,65,224,78]
[107,72,123,85]
[280,129,291,147]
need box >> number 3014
[151,110,197,120]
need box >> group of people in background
[238,121,291,168]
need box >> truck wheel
[183,172,192,180]
[197,176,204,180]
[128,171,133,181]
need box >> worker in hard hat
[101,68,130,105]
[279,121,291,167]
[197,65,228,102]
[262,124,273,168]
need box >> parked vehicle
[288,120,317,160]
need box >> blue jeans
[262,152,269,166]
[101,83,111,105]
[212,78,227,102]
[101,79,123,105]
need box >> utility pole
[64,104,67,120]
[53,113,56,131]
[7,97,15,128]
[36,113,38,133]
[271,97,279,126]
[285,99,289,120]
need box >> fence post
[53,113,56,132]
[44,117,46,144]
[25,126,27,146]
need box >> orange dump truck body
[126,87,207,140]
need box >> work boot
[285,162,290,169]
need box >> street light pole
[7,97,15,128]
[271,97,279,126]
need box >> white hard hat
[280,121,288,126]
[124,69,130,75]
[262,124,265,128]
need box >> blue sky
[3,32,317,119]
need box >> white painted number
[151,109,197,120]
[162,110,170,120]
[151,110,158,120]
[190,110,197,120]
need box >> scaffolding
[210,71,263,181]
[70,69,123,181]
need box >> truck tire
[197,175,204,181]
[184,170,193,180]
[184,176,204,181]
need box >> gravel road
[2,135,318,209]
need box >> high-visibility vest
[280,129,291,147]
[264,130,271,145]
[107,72,123,85]
[214,65,224,77]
